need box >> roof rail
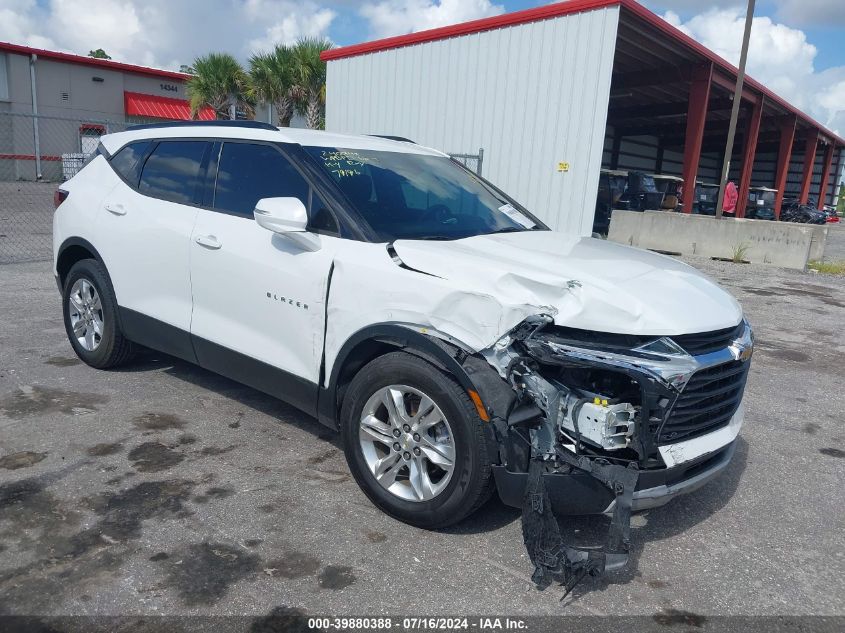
[369,134,416,143]
[127,120,279,132]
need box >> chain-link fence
[448,148,484,176]
[1,115,487,264]
[0,111,162,264]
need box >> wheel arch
[317,324,481,430]
[56,237,105,289]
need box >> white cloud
[775,0,845,27]
[0,0,57,50]
[662,8,845,135]
[360,0,504,39]
[816,72,845,131]
[0,0,337,70]
[648,0,737,11]
[48,0,145,61]
[652,0,845,26]
[248,8,337,53]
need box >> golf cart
[618,171,665,212]
[649,173,684,212]
[746,186,776,221]
[592,169,628,234]
[693,182,720,215]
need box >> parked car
[780,197,827,224]
[746,186,776,221]
[54,122,752,577]
[592,168,628,234]
[823,205,840,223]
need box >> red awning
[124,91,215,121]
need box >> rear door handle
[105,202,126,216]
[195,235,222,250]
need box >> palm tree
[187,53,253,120]
[248,46,301,127]
[290,38,332,129]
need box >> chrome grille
[671,322,744,356]
[659,360,749,444]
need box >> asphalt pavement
[0,256,843,621]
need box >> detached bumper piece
[494,439,737,513]
[522,454,638,600]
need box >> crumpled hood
[392,231,743,336]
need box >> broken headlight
[511,360,641,454]
[501,321,690,461]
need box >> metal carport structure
[604,0,844,218]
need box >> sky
[1,0,843,133]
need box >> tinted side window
[139,141,208,204]
[214,142,309,216]
[109,140,151,185]
[308,191,339,234]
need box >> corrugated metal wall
[325,6,620,236]
[603,127,725,184]
[602,126,844,206]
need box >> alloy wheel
[68,278,104,351]
[358,384,455,502]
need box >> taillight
[54,189,69,209]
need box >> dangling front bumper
[493,436,737,515]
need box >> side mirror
[254,197,308,234]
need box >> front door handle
[105,202,126,216]
[195,235,222,250]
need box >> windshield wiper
[488,227,527,235]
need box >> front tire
[62,259,136,368]
[340,351,494,528]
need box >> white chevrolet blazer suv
[53,121,752,536]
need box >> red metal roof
[618,0,844,146]
[321,0,844,147]
[0,41,190,81]
[124,91,215,121]
[321,0,614,61]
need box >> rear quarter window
[109,140,151,185]
[138,140,209,204]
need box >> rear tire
[62,259,136,369]
[340,351,494,528]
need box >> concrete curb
[607,210,827,270]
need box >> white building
[323,0,843,234]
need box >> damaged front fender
[322,241,570,388]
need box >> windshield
[305,146,546,240]
[653,177,679,194]
[640,175,658,192]
[697,185,718,201]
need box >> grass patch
[731,242,751,263]
[808,260,845,275]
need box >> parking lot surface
[821,222,845,262]
[1,256,844,620]
[0,182,54,264]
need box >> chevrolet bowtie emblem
[730,340,753,362]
